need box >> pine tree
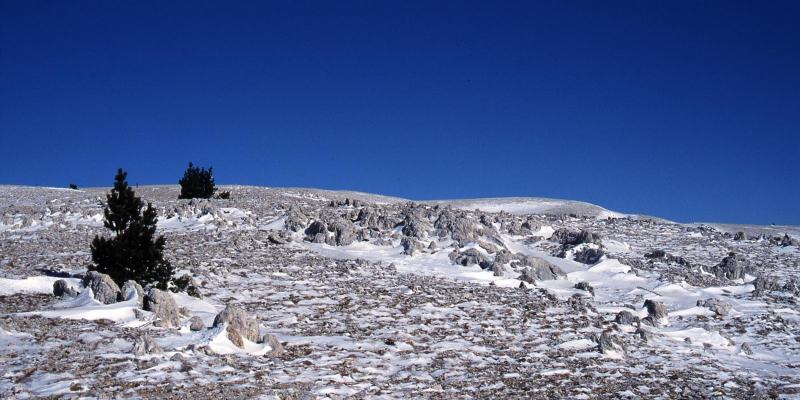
[178,162,216,199]
[90,168,174,289]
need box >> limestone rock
[615,310,638,325]
[643,299,668,325]
[213,304,260,346]
[144,288,181,328]
[189,316,205,331]
[132,334,162,356]
[53,279,77,298]
[519,256,566,282]
[696,298,732,317]
[120,280,144,307]
[82,271,121,305]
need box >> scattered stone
[741,342,754,355]
[733,231,747,241]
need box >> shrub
[69,183,79,190]
[178,162,216,199]
[217,191,231,199]
[90,168,174,289]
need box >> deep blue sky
[1,1,798,224]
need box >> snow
[0,276,81,296]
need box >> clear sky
[1,1,798,224]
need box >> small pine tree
[178,162,216,199]
[90,168,174,289]
[68,183,79,190]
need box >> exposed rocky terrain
[1,185,799,399]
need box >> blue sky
[1,1,798,224]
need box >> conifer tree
[178,162,216,199]
[90,168,174,289]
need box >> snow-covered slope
[1,185,799,398]
[429,196,627,218]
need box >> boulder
[493,249,515,266]
[82,271,121,305]
[434,208,479,244]
[615,310,639,325]
[741,342,753,355]
[304,220,328,243]
[213,304,260,345]
[733,231,747,241]
[132,334,162,356]
[574,281,595,296]
[643,299,668,325]
[53,279,77,298]
[634,327,653,342]
[550,228,601,246]
[267,233,290,245]
[356,207,395,231]
[776,234,799,247]
[452,248,489,267]
[752,275,777,297]
[189,316,205,331]
[144,288,181,328]
[519,256,566,282]
[709,252,751,280]
[696,298,732,317]
[328,218,356,246]
[492,262,510,277]
[263,333,284,357]
[120,280,144,307]
[401,237,424,256]
[284,205,308,232]
[782,278,800,295]
[401,209,430,239]
[596,330,624,354]
[573,247,604,265]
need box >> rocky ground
[1,185,799,399]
